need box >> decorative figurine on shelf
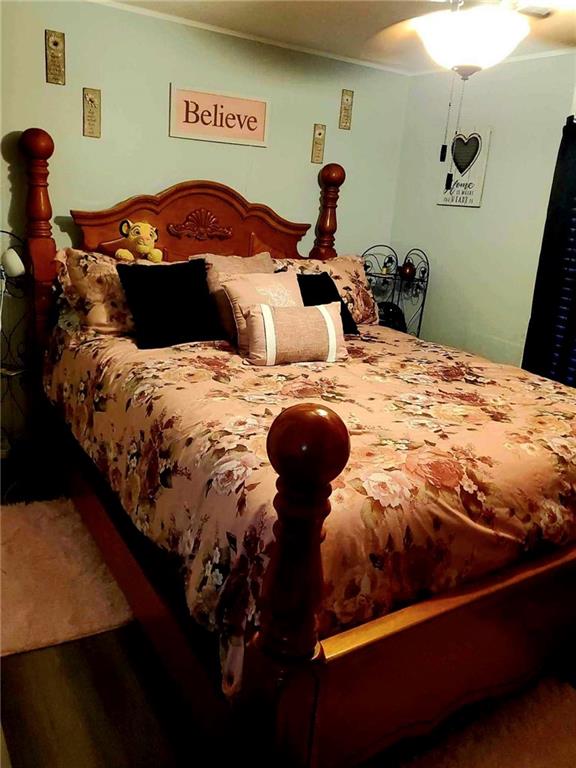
[114,220,163,263]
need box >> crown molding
[90,0,412,76]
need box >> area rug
[383,677,576,768]
[1,498,133,656]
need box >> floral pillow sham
[276,255,378,325]
[55,248,135,335]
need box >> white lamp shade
[412,6,530,72]
[1,247,26,278]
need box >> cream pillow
[221,271,304,353]
[243,302,348,366]
[191,252,275,339]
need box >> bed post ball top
[319,163,346,188]
[267,403,350,486]
[19,128,55,160]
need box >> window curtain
[523,115,576,387]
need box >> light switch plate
[311,123,326,164]
[83,88,102,138]
[45,30,65,85]
[339,89,354,130]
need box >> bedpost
[309,163,346,261]
[258,403,350,661]
[18,128,57,355]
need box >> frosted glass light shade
[413,6,530,72]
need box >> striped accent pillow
[242,302,348,366]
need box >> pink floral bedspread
[45,325,576,691]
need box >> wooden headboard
[18,127,346,353]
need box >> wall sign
[170,86,267,146]
[311,124,326,164]
[45,30,65,85]
[83,88,101,138]
[339,89,354,130]
[438,128,492,208]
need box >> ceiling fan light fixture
[412,5,530,73]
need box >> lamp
[413,4,530,78]
[1,248,25,279]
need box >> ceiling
[121,0,576,74]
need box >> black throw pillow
[116,260,223,349]
[296,272,359,334]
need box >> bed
[18,127,576,767]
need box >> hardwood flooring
[1,623,205,768]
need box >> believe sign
[170,86,268,146]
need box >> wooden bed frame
[17,127,576,767]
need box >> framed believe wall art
[170,85,268,147]
[438,127,492,208]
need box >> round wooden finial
[319,163,346,188]
[267,403,350,485]
[19,128,54,160]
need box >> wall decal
[169,85,267,147]
[311,124,326,164]
[83,88,101,138]
[438,128,492,208]
[167,209,233,240]
[45,30,65,85]
[339,89,354,130]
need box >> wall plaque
[45,30,65,85]
[339,89,354,130]
[311,124,326,164]
[170,85,267,146]
[438,128,492,209]
[83,88,101,138]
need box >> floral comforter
[45,325,576,692]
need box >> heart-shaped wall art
[451,133,482,176]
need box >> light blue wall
[1,0,409,255]
[391,54,576,365]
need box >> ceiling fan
[369,0,575,76]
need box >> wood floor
[1,623,209,768]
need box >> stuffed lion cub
[115,219,163,263]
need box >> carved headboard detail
[167,209,233,241]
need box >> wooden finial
[309,163,346,261]
[257,403,350,661]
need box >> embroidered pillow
[191,252,275,339]
[55,248,134,335]
[243,302,348,366]
[276,255,378,325]
[221,271,303,353]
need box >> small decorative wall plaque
[45,30,65,85]
[83,88,101,139]
[170,86,267,146]
[339,89,354,130]
[311,124,326,164]
[438,127,492,208]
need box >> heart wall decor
[451,133,482,175]
[438,127,492,209]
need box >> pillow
[243,302,348,366]
[191,252,275,340]
[276,255,378,325]
[55,248,134,335]
[296,272,358,335]
[220,271,304,353]
[116,259,223,349]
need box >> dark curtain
[523,115,576,387]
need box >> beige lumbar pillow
[221,271,304,353]
[243,301,348,366]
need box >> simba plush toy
[115,219,163,263]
